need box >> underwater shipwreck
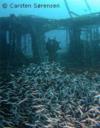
[0,10,100,128]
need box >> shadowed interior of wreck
[1,13,100,75]
[0,1,100,128]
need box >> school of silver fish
[0,62,100,128]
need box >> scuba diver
[46,38,60,62]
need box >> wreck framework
[0,13,100,69]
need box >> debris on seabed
[0,63,100,128]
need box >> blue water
[0,0,100,19]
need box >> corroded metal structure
[0,13,100,68]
